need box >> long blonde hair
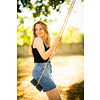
[30,21,51,54]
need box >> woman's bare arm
[34,36,61,60]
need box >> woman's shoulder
[34,37,43,45]
[34,37,42,42]
[33,37,43,48]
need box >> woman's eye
[35,28,42,32]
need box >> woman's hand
[52,36,62,48]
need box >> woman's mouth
[38,33,42,35]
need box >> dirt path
[17,55,84,100]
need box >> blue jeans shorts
[32,62,57,92]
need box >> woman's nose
[37,30,40,33]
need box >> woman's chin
[38,35,44,38]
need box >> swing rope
[52,0,76,56]
[36,0,76,87]
[59,0,76,37]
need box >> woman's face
[35,24,45,38]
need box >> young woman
[30,21,62,100]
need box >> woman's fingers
[52,36,62,48]
[59,37,62,41]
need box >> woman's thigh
[46,87,62,100]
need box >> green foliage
[17,0,84,19]
[17,25,84,46]
[17,15,32,46]
[17,26,32,46]
[17,0,33,13]
[52,26,84,44]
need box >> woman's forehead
[35,24,43,28]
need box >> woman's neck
[39,36,49,47]
[41,36,45,42]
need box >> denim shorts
[32,62,56,92]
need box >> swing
[30,0,76,91]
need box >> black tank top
[32,43,50,63]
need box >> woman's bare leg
[46,93,52,100]
[46,87,62,100]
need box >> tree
[17,0,84,19]
[17,0,84,46]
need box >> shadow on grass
[66,81,84,100]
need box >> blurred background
[17,0,84,100]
